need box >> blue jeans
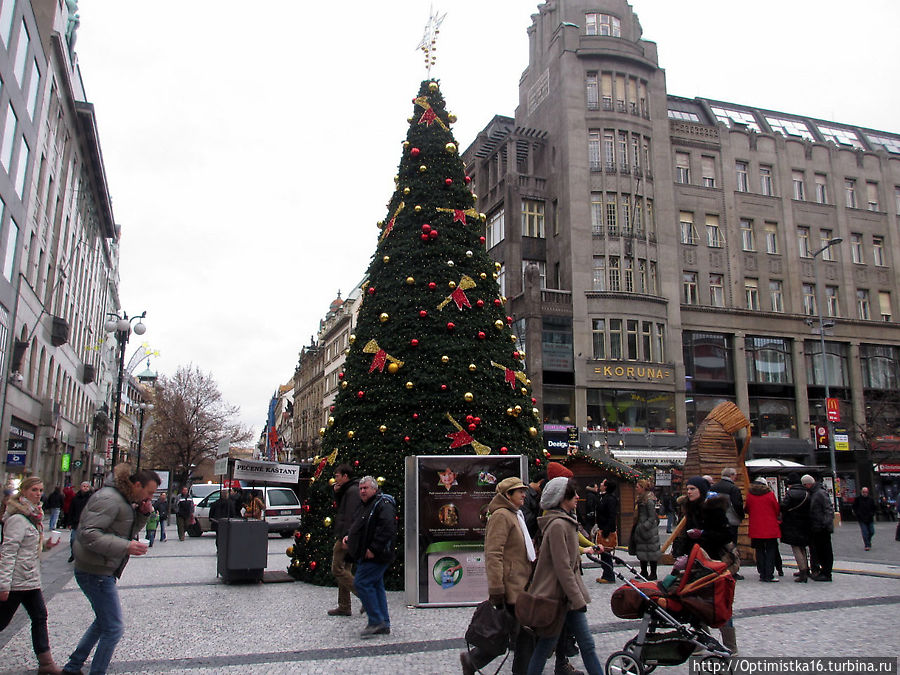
[528,610,603,675]
[65,571,124,675]
[159,517,167,541]
[48,508,61,531]
[354,560,390,627]
[859,521,875,548]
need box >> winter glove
[489,593,505,608]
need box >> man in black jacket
[521,470,546,539]
[852,487,876,550]
[712,468,745,580]
[328,464,361,617]
[344,476,396,638]
[67,482,94,562]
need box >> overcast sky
[72,1,900,439]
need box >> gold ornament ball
[379,425,387,433]
[327,416,335,426]
[468,363,477,372]
[328,477,335,486]
[305,533,312,543]
[441,355,450,364]
[529,427,539,438]
[521,387,528,395]
[472,193,478,202]
[495,262,502,271]
[286,546,294,557]
[318,427,325,437]
[479,213,487,222]
[379,312,389,323]
[349,334,356,344]
[346,430,355,439]
[448,280,457,290]
[406,381,414,390]
[340,381,348,389]
[493,272,499,280]
[466,250,473,258]
[403,141,410,148]
[507,407,515,416]
[448,113,458,123]
[376,476,386,486]
[323,516,332,527]
[428,81,439,92]
[394,174,399,183]
[291,558,299,568]
[406,276,415,285]
[510,335,518,343]
[480,272,487,280]
[514,405,523,414]
[383,255,390,263]
[377,220,384,229]
[414,204,422,213]
[343,347,350,355]
[464,392,474,402]
[533,407,540,416]
[403,187,411,195]
[419,165,427,173]
[445,142,457,153]
[387,362,399,374]
[526,378,532,386]
[494,319,504,330]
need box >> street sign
[815,425,828,450]
[834,429,850,452]
[217,439,230,458]
[61,453,71,472]
[826,398,841,422]
[6,451,26,467]
[213,457,228,475]
[73,459,83,468]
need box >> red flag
[447,428,474,449]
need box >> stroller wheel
[622,640,656,673]
[606,650,644,675]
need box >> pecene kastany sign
[232,459,300,484]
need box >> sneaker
[864,546,870,551]
[360,622,389,638]
[327,607,352,616]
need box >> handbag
[465,599,514,658]
[595,529,618,550]
[515,590,566,637]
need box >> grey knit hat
[540,476,569,510]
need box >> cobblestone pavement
[0,522,896,674]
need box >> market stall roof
[575,448,643,480]
[745,458,804,468]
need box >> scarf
[19,497,44,531]
[515,509,537,562]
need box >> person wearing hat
[672,476,738,654]
[745,478,781,582]
[780,472,812,582]
[524,477,605,675]
[461,476,536,675]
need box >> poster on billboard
[404,454,525,607]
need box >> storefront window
[683,332,733,382]
[587,389,675,433]
[805,340,849,388]
[745,336,793,384]
[543,387,575,425]
[686,395,736,432]
[749,398,796,437]
[860,344,900,390]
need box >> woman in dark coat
[673,476,738,655]
[630,479,661,580]
[779,472,811,582]
[595,479,619,583]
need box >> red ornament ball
[330,405,335,412]
[476,299,484,308]
[354,460,360,466]
[479,236,486,244]
[338,372,344,379]
[302,504,311,513]
[422,223,431,232]
[421,233,429,241]
[500,446,509,454]
[513,351,520,360]
[507,316,513,324]
[532,398,537,404]
[410,147,420,157]
[419,310,428,318]
[478,331,486,340]
[474,417,481,424]
[446,322,455,331]
[357,391,364,399]
[368,286,375,295]
[466,415,474,423]
[494,299,502,307]
[429,229,439,239]
[412,413,419,420]
[468,423,477,431]
[465,175,472,184]
[535,458,542,465]
[441,384,448,392]
[445,178,453,186]
[428,282,437,290]
[410,339,419,347]
[404,436,411,443]
[310,561,317,571]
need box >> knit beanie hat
[540,476,569,510]
[786,471,801,485]
[546,461,573,480]
[686,476,710,499]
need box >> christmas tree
[288,80,544,588]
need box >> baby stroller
[590,544,735,675]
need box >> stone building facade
[461,0,900,499]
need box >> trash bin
[217,518,267,583]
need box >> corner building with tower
[462,0,900,502]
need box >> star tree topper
[417,5,446,76]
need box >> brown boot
[36,651,62,674]
[794,569,808,583]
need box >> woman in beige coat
[526,477,604,675]
[461,476,536,675]
[0,476,62,674]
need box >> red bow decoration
[363,340,403,373]
[438,276,477,311]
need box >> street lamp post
[136,402,153,471]
[811,237,842,509]
[105,311,147,468]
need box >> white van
[190,486,302,538]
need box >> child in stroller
[592,543,735,675]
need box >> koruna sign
[233,459,300,484]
